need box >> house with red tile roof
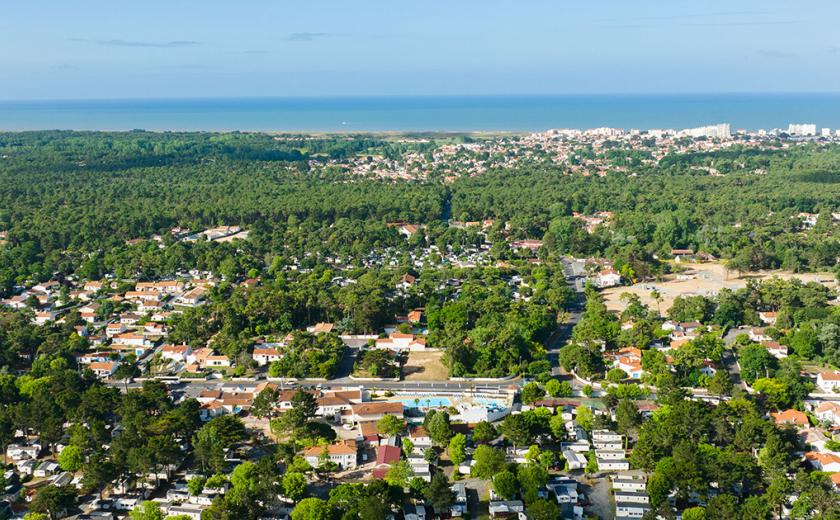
[770,409,809,428]
[350,401,404,424]
[304,442,358,469]
[817,371,840,393]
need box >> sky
[2,0,839,100]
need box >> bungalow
[251,347,281,367]
[6,444,40,461]
[375,332,428,352]
[197,390,223,405]
[161,344,192,363]
[304,442,358,469]
[120,313,143,325]
[220,392,253,413]
[17,458,39,476]
[817,371,840,393]
[179,287,208,306]
[88,361,119,379]
[112,332,152,349]
[164,504,204,520]
[137,300,163,313]
[594,269,622,288]
[761,340,788,359]
[375,444,402,469]
[106,323,128,338]
[307,322,334,334]
[671,249,695,262]
[316,395,355,420]
[143,322,166,335]
[404,504,426,520]
[614,348,643,380]
[204,355,231,368]
[408,425,432,448]
[34,460,61,478]
[350,401,404,424]
[563,449,588,470]
[187,347,214,367]
[510,239,543,251]
[615,490,649,505]
[758,311,778,325]
[597,457,630,471]
[358,421,382,447]
[488,500,525,518]
[77,352,112,365]
[450,482,468,517]
[805,452,840,472]
[699,361,717,377]
[615,502,650,518]
[125,291,160,302]
[592,430,623,443]
[84,281,104,292]
[771,409,809,428]
[34,311,58,325]
[748,328,772,343]
[815,402,840,426]
[396,274,417,291]
[612,473,648,492]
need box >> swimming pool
[394,397,452,408]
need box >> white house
[112,332,152,348]
[761,340,788,359]
[815,401,840,425]
[615,502,650,518]
[251,347,281,366]
[161,344,192,363]
[614,491,649,504]
[598,458,630,471]
[6,444,40,461]
[594,269,622,288]
[748,328,772,343]
[34,460,61,477]
[204,355,231,368]
[758,311,778,325]
[817,371,840,393]
[612,473,647,492]
[488,501,524,519]
[303,443,357,469]
[563,449,588,470]
[88,361,119,379]
[805,452,840,472]
[592,430,622,443]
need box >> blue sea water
[1,94,839,132]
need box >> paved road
[109,377,520,396]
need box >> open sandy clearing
[403,350,450,381]
[602,262,837,315]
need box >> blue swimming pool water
[395,397,451,408]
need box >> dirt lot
[403,350,450,381]
[603,262,836,315]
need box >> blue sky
[2,0,839,100]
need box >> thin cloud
[287,32,331,42]
[71,38,201,48]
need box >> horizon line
[2,91,840,104]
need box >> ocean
[1,93,839,132]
